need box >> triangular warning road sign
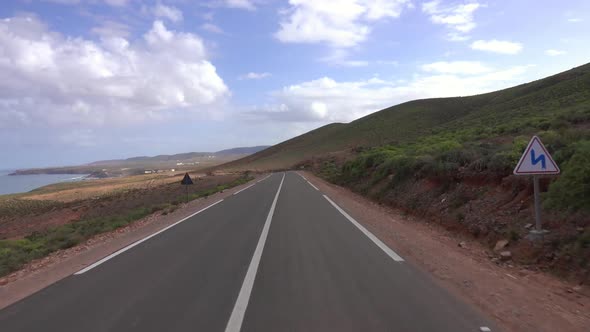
[514,136,560,175]
[181,172,194,185]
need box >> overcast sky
[0,0,589,168]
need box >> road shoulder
[302,171,590,332]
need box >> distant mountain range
[88,146,270,166]
[11,146,269,176]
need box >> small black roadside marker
[181,172,194,202]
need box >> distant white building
[176,162,184,166]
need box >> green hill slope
[225,62,590,171]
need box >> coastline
[0,173,90,196]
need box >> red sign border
[513,136,560,175]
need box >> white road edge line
[323,195,404,262]
[74,199,224,275]
[306,180,319,191]
[297,172,317,190]
[233,183,256,195]
[257,174,271,183]
[225,173,285,332]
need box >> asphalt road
[0,172,496,332]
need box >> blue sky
[0,0,589,168]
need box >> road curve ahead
[0,172,497,332]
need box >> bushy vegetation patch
[328,107,590,213]
[0,198,66,218]
[0,207,152,276]
[545,140,590,212]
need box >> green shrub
[550,119,569,130]
[319,160,341,182]
[440,148,476,166]
[545,140,590,211]
[372,155,416,185]
[0,208,151,277]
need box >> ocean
[0,170,88,196]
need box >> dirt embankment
[385,175,588,284]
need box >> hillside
[225,63,590,171]
[224,63,590,282]
[90,145,270,166]
[215,146,270,156]
[11,146,269,176]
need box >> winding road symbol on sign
[530,149,546,169]
[513,136,560,175]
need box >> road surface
[0,172,496,331]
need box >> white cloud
[334,59,369,67]
[363,0,412,20]
[545,49,566,56]
[103,0,129,6]
[447,32,470,41]
[422,0,482,40]
[275,0,410,48]
[0,16,228,128]
[471,39,523,54]
[224,0,256,10]
[204,0,257,10]
[567,18,582,23]
[245,65,530,124]
[91,20,130,38]
[41,0,80,3]
[319,49,369,67]
[239,72,272,80]
[201,23,224,34]
[421,61,492,74]
[151,4,183,22]
[42,0,129,6]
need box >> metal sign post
[513,136,560,238]
[533,175,542,232]
[181,172,194,203]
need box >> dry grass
[16,172,204,203]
